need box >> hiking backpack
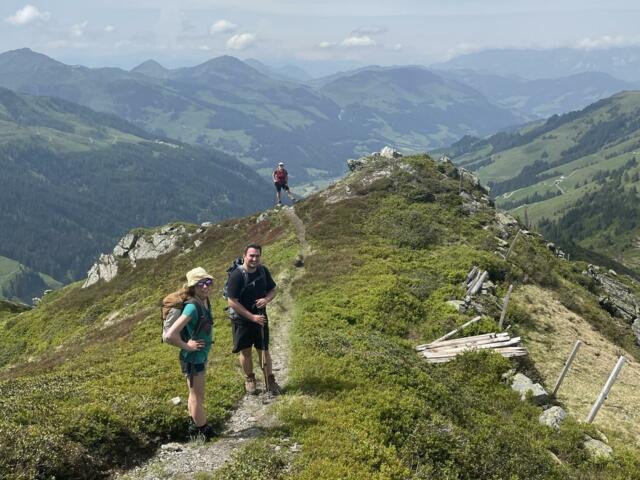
[222,257,266,318]
[160,290,208,343]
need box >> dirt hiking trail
[116,206,309,479]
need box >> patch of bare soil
[517,285,640,444]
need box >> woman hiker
[164,267,215,439]
[272,161,296,206]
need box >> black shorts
[274,182,289,193]
[180,357,206,386]
[231,319,269,353]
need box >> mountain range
[0,48,530,185]
[434,46,640,82]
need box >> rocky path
[116,206,308,480]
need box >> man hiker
[164,267,216,439]
[272,161,295,206]
[226,244,281,395]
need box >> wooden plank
[467,271,488,296]
[430,316,483,345]
[422,345,526,358]
[415,332,501,351]
[422,338,522,356]
[466,266,479,284]
[424,336,518,354]
[425,349,527,363]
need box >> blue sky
[3,1,640,75]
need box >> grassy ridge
[3,155,640,479]
[211,155,640,479]
[0,213,298,479]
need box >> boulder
[495,212,519,228]
[511,373,549,405]
[347,157,368,171]
[539,406,567,430]
[460,191,487,215]
[633,318,640,346]
[583,436,613,460]
[380,146,402,159]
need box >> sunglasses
[196,278,213,287]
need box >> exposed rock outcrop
[584,264,639,326]
[83,224,200,288]
[347,146,403,172]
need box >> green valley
[446,91,640,274]
[0,256,61,305]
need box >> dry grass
[517,285,640,445]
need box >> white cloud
[70,21,88,38]
[226,32,256,50]
[352,26,387,36]
[104,25,115,33]
[318,41,335,49]
[445,42,485,60]
[6,4,50,26]
[393,43,403,51]
[575,35,637,50]
[210,19,238,34]
[341,35,376,47]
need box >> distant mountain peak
[175,55,266,81]
[0,48,64,69]
[131,59,170,78]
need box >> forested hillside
[0,87,271,285]
[446,91,640,274]
[2,153,640,479]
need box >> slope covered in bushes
[2,154,640,479]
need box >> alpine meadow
[3,1,640,478]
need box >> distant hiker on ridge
[226,244,281,395]
[272,161,295,206]
[163,267,216,440]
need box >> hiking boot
[198,423,216,440]
[245,373,257,395]
[267,374,282,395]
[188,418,200,440]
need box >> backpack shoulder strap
[184,298,208,339]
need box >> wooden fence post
[498,284,513,329]
[585,356,626,423]
[505,229,522,260]
[551,340,582,397]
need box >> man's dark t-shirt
[227,266,276,324]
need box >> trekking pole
[259,307,270,393]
